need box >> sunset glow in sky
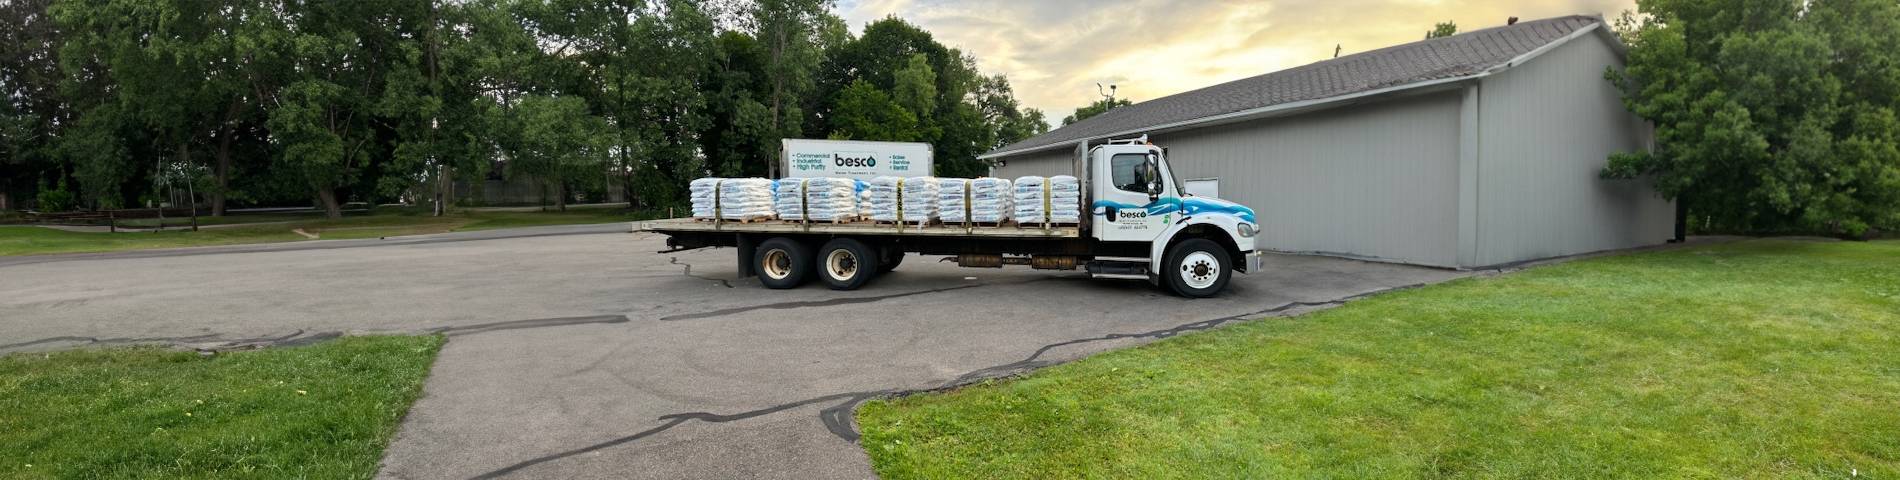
[834,0,1638,121]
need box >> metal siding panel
[991,150,1072,179]
[1155,92,1464,267]
[1476,36,1675,266]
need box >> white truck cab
[1077,136,1263,296]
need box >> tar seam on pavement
[0,329,323,352]
[658,284,984,321]
[0,315,632,355]
[431,315,632,337]
[468,281,1435,479]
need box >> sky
[833,0,1637,122]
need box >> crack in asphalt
[432,315,631,337]
[1,315,631,354]
[469,390,892,480]
[0,330,314,352]
[469,281,1431,479]
[659,284,984,321]
[668,256,733,288]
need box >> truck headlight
[1237,223,1258,238]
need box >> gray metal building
[983,15,1673,269]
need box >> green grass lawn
[0,336,443,479]
[857,239,1900,479]
[0,207,657,256]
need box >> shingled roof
[982,15,1612,159]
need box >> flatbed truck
[637,137,1265,297]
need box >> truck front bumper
[1241,250,1264,274]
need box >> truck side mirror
[1144,153,1162,200]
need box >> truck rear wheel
[755,237,813,289]
[817,238,880,290]
[1164,238,1231,298]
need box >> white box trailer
[781,139,933,180]
[643,137,1265,297]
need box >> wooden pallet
[698,216,774,223]
[873,220,938,227]
[935,220,1011,228]
[784,217,860,225]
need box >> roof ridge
[990,14,1604,158]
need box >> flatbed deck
[635,218,1081,238]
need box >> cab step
[1086,259,1150,280]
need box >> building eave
[979,21,1608,161]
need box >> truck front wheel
[817,238,880,290]
[755,237,813,289]
[1164,238,1232,298]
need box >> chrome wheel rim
[826,249,859,281]
[762,249,793,279]
[1180,251,1220,290]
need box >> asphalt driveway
[0,226,1472,478]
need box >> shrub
[35,177,76,212]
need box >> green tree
[891,53,937,117]
[817,17,1015,176]
[377,0,496,216]
[0,0,65,211]
[505,95,611,211]
[53,0,265,215]
[1605,0,1900,235]
[829,79,922,142]
[1427,21,1457,39]
[253,0,425,218]
[749,0,833,178]
[701,30,776,178]
[1062,97,1133,125]
[974,74,1050,148]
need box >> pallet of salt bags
[773,178,810,221]
[967,177,1013,223]
[898,176,939,225]
[716,178,777,221]
[939,177,1012,224]
[1011,175,1081,224]
[937,178,970,223]
[800,177,862,222]
[867,176,940,226]
[689,177,722,219]
[867,177,902,222]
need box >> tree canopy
[1606,0,1900,236]
[0,0,1048,216]
[1062,97,1133,126]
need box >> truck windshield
[1160,152,1186,195]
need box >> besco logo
[834,153,877,168]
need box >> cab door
[1092,149,1173,243]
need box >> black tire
[1163,238,1232,298]
[754,237,813,289]
[816,238,880,290]
[878,246,905,273]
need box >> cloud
[835,0,1636,124]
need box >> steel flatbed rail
[634,218,1081,238]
